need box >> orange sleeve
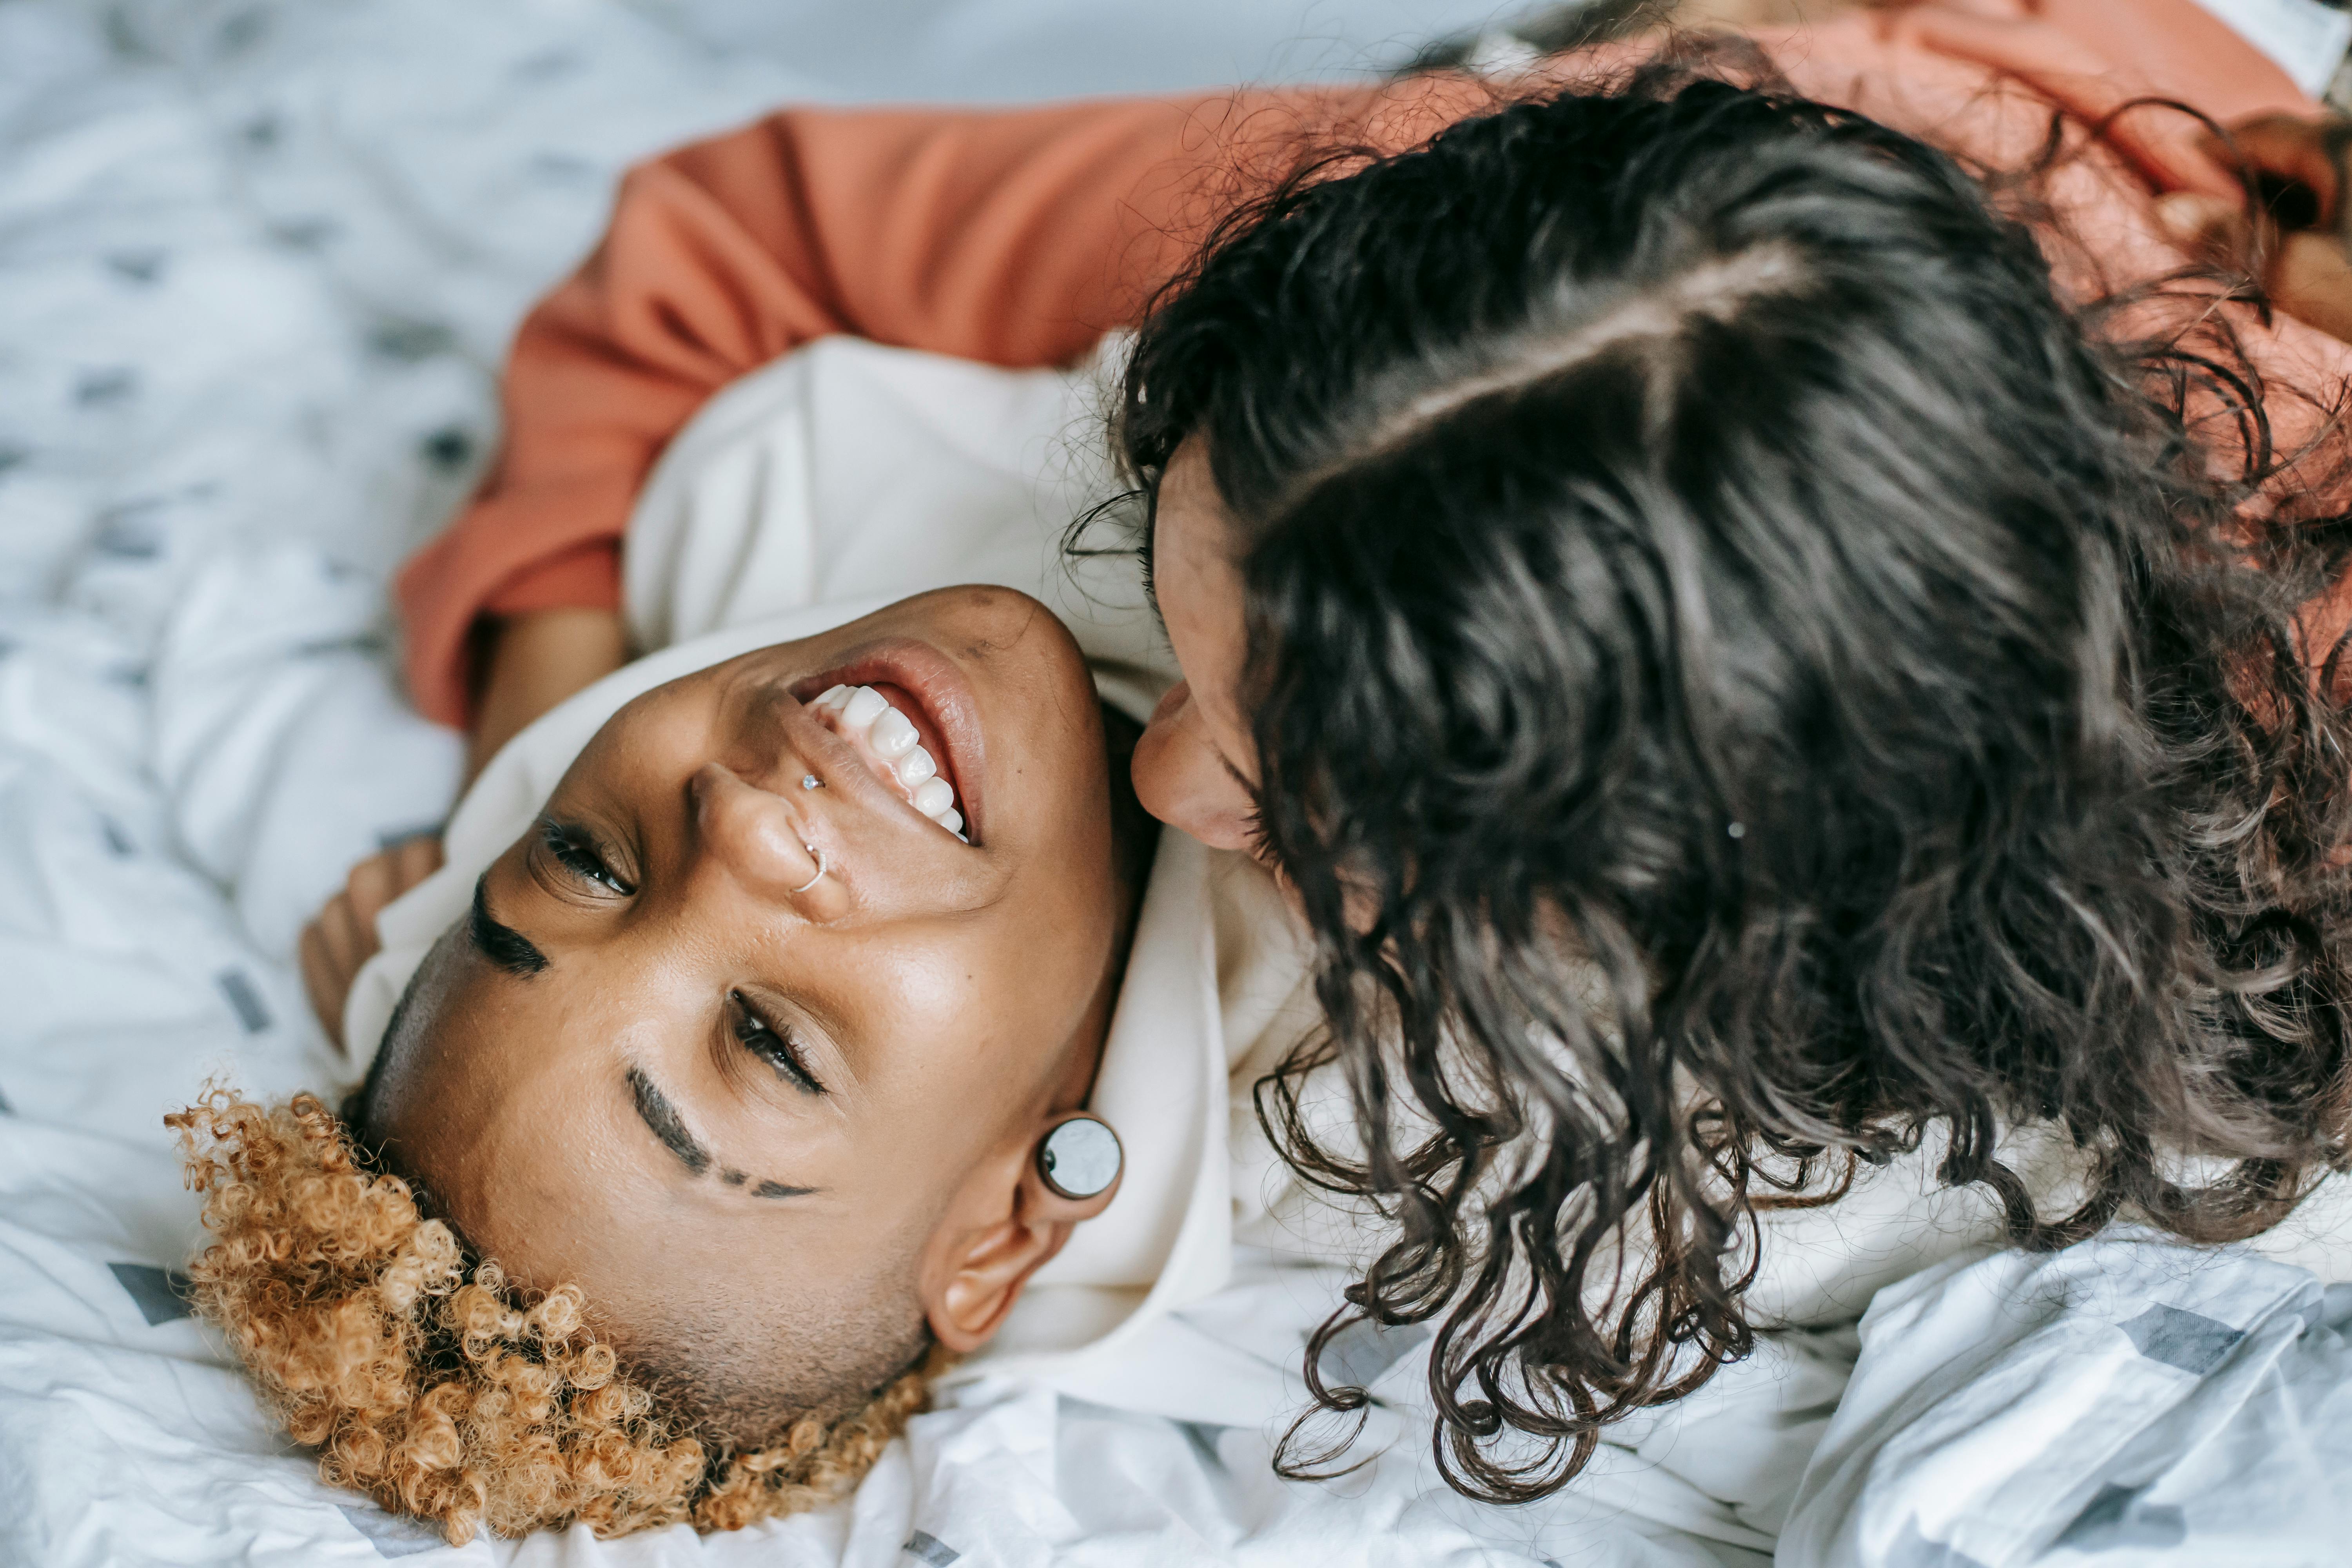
[396,90,1385,727]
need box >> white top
[347,336,2352,1428]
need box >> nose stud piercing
[1037,1116,1123,1201]
[791,846,828,894]
[801,774,824,791]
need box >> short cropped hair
[170,1091,931,1544]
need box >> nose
[690,762,831,900]
[1131,681,1263,855]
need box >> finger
[2274,229,2352,344]
[2211,115,2345,227]
[2150,189,2301,302]
[2153,190,2253,263]
[390,833,445,895]
[311,896,367,978]
[299,924,348,1049]
[345,851,398,926]
[337,893,387,967]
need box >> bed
[5,1,2352,1562]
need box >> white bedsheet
[1783,1234,2352,1565]
[6,1,2351,1563]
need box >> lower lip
[793,642,983,842]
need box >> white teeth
[811,681,968,842]
[869,706,920,759]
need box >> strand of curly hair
[169,1090,933,1544]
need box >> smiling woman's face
[360,586,1133,1433]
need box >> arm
[399,90,1375,737]
[468,606,631,779]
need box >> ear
[918,1115,1124,1355]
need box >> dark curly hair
[1110,59,2352,1502]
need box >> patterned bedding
[4,2,2349,1563]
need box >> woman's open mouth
[792,641,982,843]
[808,682,966,838]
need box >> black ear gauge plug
[1037,1116,1122,1201]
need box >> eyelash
[541,820,632,895]
[731,992,824,1096]
[1238,800,1270,858]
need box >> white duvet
[7,0,2352,1563]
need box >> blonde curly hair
[169,1089,934,1544]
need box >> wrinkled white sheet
[1784,1234,2352,1566]
[5,1,2350,1564]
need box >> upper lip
[791,638,985,844]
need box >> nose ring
[800,774,824,791]
[791,846,828,895]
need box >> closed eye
[731,991,824,1096]
[540,818,632,895]
[1236,798,1272,862]
[1139,485,1163,633]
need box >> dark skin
[359,587,1131,1416]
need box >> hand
[2156,114,2352,345]
[300,834,445,1048]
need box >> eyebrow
[631,1069,820,1199]
[716,1165,813,1200]
[469,876,549,976]
[626,1065,710,1176]
[752,1178,815,1200]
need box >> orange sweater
[397,0,2329,728]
